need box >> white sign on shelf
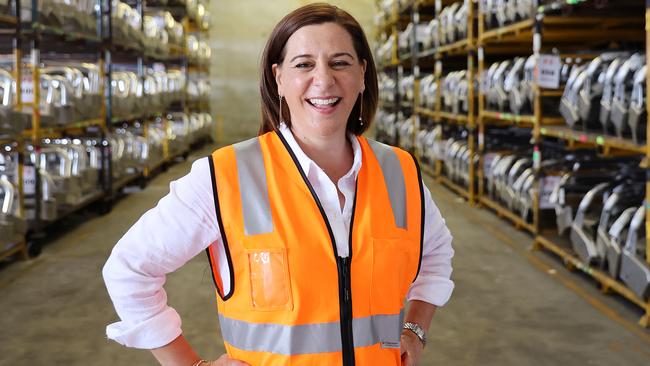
[539,176,562,209]
[23,165,36,195]
[535,54,561,89]
[21,74,34,104]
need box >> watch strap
[403,322,426,346]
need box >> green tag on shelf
[540,128,547,134]
[596,136,605,145]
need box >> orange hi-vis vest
[206,131,424,366]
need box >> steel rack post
[467,48,476,205]
[100,0,113,208]
[477,46,485,199]
[411,4,419,159]
[531,13,542,234]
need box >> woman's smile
[305,96,343,115]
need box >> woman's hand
[400,330,424,366]
[207,354,251,366]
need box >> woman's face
[273,22,366,140]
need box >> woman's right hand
[207,354,251,366]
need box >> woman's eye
[332,61,350,68]
[295,63,313,69]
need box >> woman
[103,3,454,366]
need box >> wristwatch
[403,322,427,346]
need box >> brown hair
[259,3,378,136]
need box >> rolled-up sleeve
[102,157,220,349]
[406,182,455,306]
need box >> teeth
[309,97,339,106]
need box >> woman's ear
[272,63,283,95]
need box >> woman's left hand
[400,330,424,366]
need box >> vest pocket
[247,248,293,311]
[370,238,418,315]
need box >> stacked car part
[548,156,649,299]
[0,144,27,246]
[441,136,478,190]
[559,52,647,143]
[481,0,550,30]
[111,68,186,120]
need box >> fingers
[401,351,413,366]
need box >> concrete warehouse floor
[0,142,649,365]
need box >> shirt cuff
[106,307,182,349]
[406,277,455,307]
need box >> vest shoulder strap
[364,138,425,281]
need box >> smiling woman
[102,3,454,366]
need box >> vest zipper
[338,256,355,366]
[275,132,357,365]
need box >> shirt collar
[278,123,362,181]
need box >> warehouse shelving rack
[376,0,479,202]
[0,0,28,261]
[18,0,110,238]
[0,0,213,259]
[529,1,650,328]
[376,0,650,327]
[414,0,478,203]
[108,0,184,185]
[182,5,211,145]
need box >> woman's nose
[312,65,335,88]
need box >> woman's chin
[299,117,348,138]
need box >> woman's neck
[291,127,353,184]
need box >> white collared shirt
[103,124,454,349]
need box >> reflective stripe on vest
[367,140,407,229]
[219,310,404,355]
[233,138,273,235]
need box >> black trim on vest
[408,152,425,283]
[275,131,356,366]
[275,131,340,257]
[206,155,235,301]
